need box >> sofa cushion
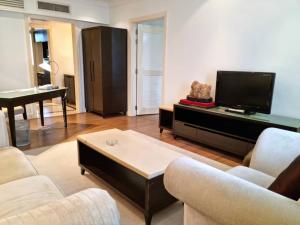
[1,106,24,117]
[227,166,275,188]
[268,155,300,201]
[250,128,300,178]
[0,147,37,185]
[0,188,120,225]
[0,175,63,219]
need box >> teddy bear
[189,81,212,100]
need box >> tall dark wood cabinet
[82,26,127,116]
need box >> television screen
[215,71,276,114]
[34,30,48,43]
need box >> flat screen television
[34,30,48,43]
[215,71,276,114]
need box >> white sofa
[0,111,120,225]
[164,128,300,225]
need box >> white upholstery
[1,106,24,117]
[250,128,300,177]
[165,157,300,225]
[184,205,219,225]
[0,111,9,148]
[164,128,300,225]
[0,147,37,185]
[227,166,275,188]
[0,188,120,225]
[0,175,63,218]
[0,107,26,147]
[0,143,120,224]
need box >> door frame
[25,15,95,116]
[128,12,167,116]
[136,23,164,115]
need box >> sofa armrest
[250,128,300,177]
[164,157,300,225]
[0,148,38,185]
[0,188,120,225]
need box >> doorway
[30,28,51,86]
[136,18,165,115]
[29,19,77,117]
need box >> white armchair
[164,128,300,225]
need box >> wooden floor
[22,113,242,167]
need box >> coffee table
[77,129,183,225]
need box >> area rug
[26,136,230,225]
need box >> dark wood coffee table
[77,129,182,225]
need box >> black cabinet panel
[82,29,94,111]
[173,104,300,156]
[37,72,51,86]
[174,107,269,141]
[82,26,127,116]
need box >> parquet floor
[22,113,242,167]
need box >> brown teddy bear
[189,81,212,100]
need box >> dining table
[0,87,68,147]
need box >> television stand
[225,108,256,115]
[173,104,300,156]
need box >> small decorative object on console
[188,81,212,103]
[180,81,215,108]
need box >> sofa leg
[81,168,85,175]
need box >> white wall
[0,0,109,113]
[0,11,31,91]
[0,0,109,24]
[110,0,300,118]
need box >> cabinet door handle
[90,61,93,82]
[92,61,95,81]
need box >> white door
[136,23,164,115]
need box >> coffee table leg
[145,180,153,225]
[81,168,85,175]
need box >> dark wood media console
[173,104,300,156]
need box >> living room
[0,0,299,225]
